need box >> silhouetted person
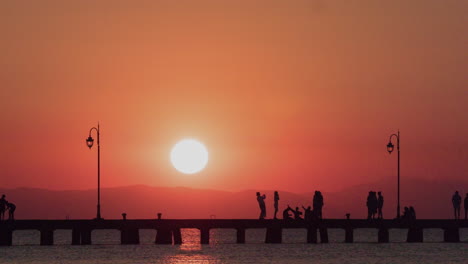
[0,195,6,221]
[7,202,15,221]
[452,191,462,220]
[256,192,266,219]
[409,206,416,220]
[377,192,384,219]
[313,191,324,219]
[366,191,378,220]
[402,206,410,221]
[293,206,303,220]
[465,193,468,220]
[283,206,293,220]
[274,191,280,219]
[302,206,312,221]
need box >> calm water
[1,229,467,264]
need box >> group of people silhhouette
[256,190,324,221]
[0,194,16,221]
[257,189,468,221]
[452,191,468,220]
[366,191,384,220]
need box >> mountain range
[1,177,466,219]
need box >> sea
[1,228,467,264]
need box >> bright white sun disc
[170,139,209,174]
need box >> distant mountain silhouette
[1,178,466,219]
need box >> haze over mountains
[1,178,466,220]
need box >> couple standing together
[256,191,280,220]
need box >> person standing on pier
[7,202,16,221]
[256,192,266,219]
[464,193,468,220]
[273,191,280,219]
[0,195,7,221]
[313,191,324,219]
[377,192,384,219]
[452,191,462,220]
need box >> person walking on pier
[273,191,280,219]
[377,192,384,219]
[7,202,16,221]
[256,192,266,219]
[464,193,468,220]
[452,191,462,220]
[0,195,7,221]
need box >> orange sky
[1,0,467,194]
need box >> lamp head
[387,142,394,154]
[86,136,94,149]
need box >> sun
[170,139,209,174]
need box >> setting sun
[170,139,209,174]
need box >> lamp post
[86,123,102,220]
[386,130,400,219]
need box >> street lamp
[86,123,102,220]
[387,130,400,219]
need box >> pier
[0,219,466,246]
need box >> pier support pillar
[378,228,389,243]
[155,229,173,244]
[236,228,245,244]
[265,227,282,243]
[81,229,92,245]
[72,229,81,245]
[307,228,317,243]
[40,229,54,246]
[319,228,329,243]
[200,228,210,244]
[407,227,423,243]
[121,228,140,244]
[345,228,354,243]
[443,228,459,243]
[173,228,182,245]
[0,228,12,246]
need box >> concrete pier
[0,219,466,246]
[407,227,423,242]
[265,227,282,243]
[236,228,245,244]
[307,228,317,243]
[155,229,172,244]
[345,228,353,243]
[40,229,54,246]
[120,228,139,244]
[378,228,389,243]
[444,227,460,242]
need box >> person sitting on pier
[302,206,313,222]
[464,193,468,220]
[452,191,462,220]
[293,206,303,220]
[7,202,16,221]
[274,191,280,220]
[0,195,7,221]
[377,192,384,219]
[283,206,294,220]
[402,206,410,221]
[409,206,416,221]
[256,192,266,220]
